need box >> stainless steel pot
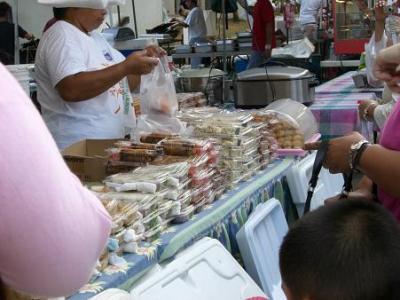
[234,66,318,108]
[176,68,225,106]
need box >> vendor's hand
[124,50,159,75]
[359,100,378,121]
[304,132,365,174]
[375,0,388,22]
[145,46,167,58]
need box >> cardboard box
[62,139,119,182]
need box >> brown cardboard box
[62,139,120,182]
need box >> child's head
[279,200,400,300]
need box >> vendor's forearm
[265,23,273,46]
[359,145,400,198]
[375,21,385,43]
[56,62,129,102]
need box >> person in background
[35,5,164,150]
[298,0,322,43]
[280,200,400,300]
[247,0,276,69]
[0,62,111,299]
[178,0,207,68]
[360,0,399,130]
[0,2,34,65]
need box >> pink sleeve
[0,64,111,298]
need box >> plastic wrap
[161,138,213,157]
[140,132,178,144]
[252,110,305,149]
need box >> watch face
[351,140,364,151]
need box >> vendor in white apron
[35,0,163,150]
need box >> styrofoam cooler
[236,199,288,300]
[130,238,267,300]
[286,152,344,216]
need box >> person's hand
[375,0,388,22]
[123,50,159,75]
[145,46,167,58]
[358,100,378,121]
[374,44,400,92]
[304,132,365,174]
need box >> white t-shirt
[186,7,207,42]
[35,21,135,150]
[299,0,322,25]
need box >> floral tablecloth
[68,158,295,300]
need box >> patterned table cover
[68,158,295,300]
[316,71,384,95]
[311,93,376,139]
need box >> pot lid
[237,66,313,81]
[179,68,225,78]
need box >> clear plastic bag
[140,56,178,117]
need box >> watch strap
[352,141,370,172]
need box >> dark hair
[0,2,11,18]
[53,7,69,20]
[279,200,400,300]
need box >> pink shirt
[379,100,400,221]
[0,64,111,298]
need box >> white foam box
[286,152,344,217]
[236,199,288,300]
[130,237,267,300]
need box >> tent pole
[221,0,227,103]
[131,0,138,37]
[13,0,20,64]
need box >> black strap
[303,141,355,215]
[341,171,354,199]
[303,141,330,215]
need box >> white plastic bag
[365,33,387,88]
[134,114,187,141]
[140,56,178,118]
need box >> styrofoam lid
[130,238,266,300]
[265,99,318,140]
[38,0,125,8]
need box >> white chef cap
[38,0,125,9]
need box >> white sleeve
[44,30,88,87]
[374,99,396,129]
[186,9,198,27]
[111,47,125,63]
[365,33,388,87]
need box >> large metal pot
[234,66,318,108]
[176,68,225,106]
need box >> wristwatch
[349,140,370,171]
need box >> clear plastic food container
[265,98,318,141]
